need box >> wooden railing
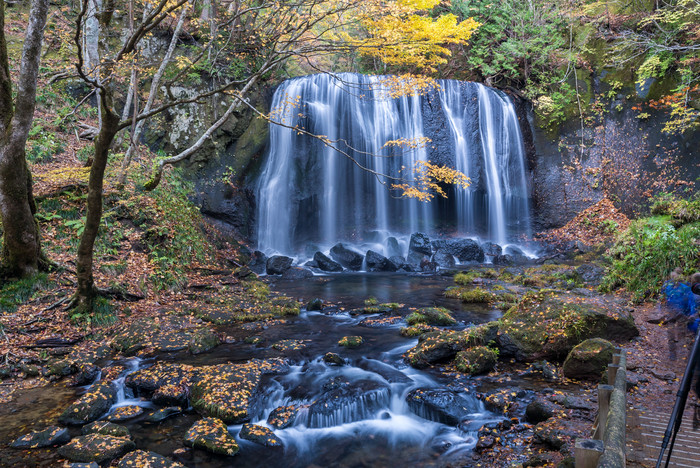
[575,348,627,468]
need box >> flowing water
[256,73,532,257]
[0,274,504,467]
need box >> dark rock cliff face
[513,96,700,233]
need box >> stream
[1,272,508,467]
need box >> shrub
[601,216,700,301]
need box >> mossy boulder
[338,336,364,348]
[400,323,438,337]
[406,307,456,326]
[455,346,498,375]
[57,434,135,463]
[190,359,287,423]
[239,423,283,447]
[496,292,637,361]
[10,426,70,448]
[184,417,239,456]
[406,322,499,368]
[110,320,160,354]
[562,338,616,380]
[188,327,221,354]
[117,450,185,468]
[82,421,130,438]
[59,382,118,425]
[125,363,196,394]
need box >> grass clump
[458,287,496,303]
[406,307,457,326]
[454,271,480,285]
[0,273,50,313]
[400,323,438,337]
[338,336,363,348]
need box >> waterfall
[256,73,531,256]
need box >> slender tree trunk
[0,0,49,278]
[73,92,119,310]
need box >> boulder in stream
[248,250,268,275]
[58,434,135,463]
[313,251,343,272]
[11,426,71,448]
[267,405,303,429]
[184,417,239,456]
[455,346,498,375]
[266,255,294,275]
[82,421,130,438]
[239,423,283,447]
[365,250,398,272]
[409,233,432,255]
[117,450,185,468]
[406,388,480,426]
[386,237,403,257]
[329,243,364,271]
[59,381,118,425]
[432,250,456,268]
[281,267,313,280]
[306,380,390,427]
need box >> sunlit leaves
[392,160,470,202]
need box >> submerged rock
[306,298,324,311]
[266,255,293,275]
[313,251,343,272]
[11,426,70,449]
[330,243,364,271]
[306,380,390,427]
[144,407,182,424]
[59,382,118,425]
[357,358,413,383]
[281,267,313,280]
[184,418,239,456]
[563,338,616,380]
[239,424,283,447]
[58,434,135,463]
[406,388,479,426]
[117,450,185,468]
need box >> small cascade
[256,73,532,256]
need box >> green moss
[270,296,301,316]
[338,336,364,348]
[459,287,496,303]
[454,271,480,285]
[400,323,438,337]
[455,346,498,375]
[406,307,457,326]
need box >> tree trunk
[0,0,49,278]
[73,91,119,310]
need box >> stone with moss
[58,434,135,463]
[338,336,364,348]
[497,292,638,362]
[117,450,185,468]
[190,359,288,423]
[189,327,221,354]
[239,423,283,447]
[107,405,144,422]
[184,418,239,456]
[82,421,130,438]
[406,307,456,326]
[455,346,498,375]
[125,362,197,394]
[323,352,345,365]
[110,320,161,355]
[270,296,301,316]
[400,323,438,337]
[11,426,71,448]
[59,382,118,425]
[406,322,499,368]
[563,338,616,380]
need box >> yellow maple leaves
[392,160,470,202]
[357,0,480,72]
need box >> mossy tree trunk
[73,92,120,311]
[0,0,49,278]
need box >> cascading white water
[256,73,531,256]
